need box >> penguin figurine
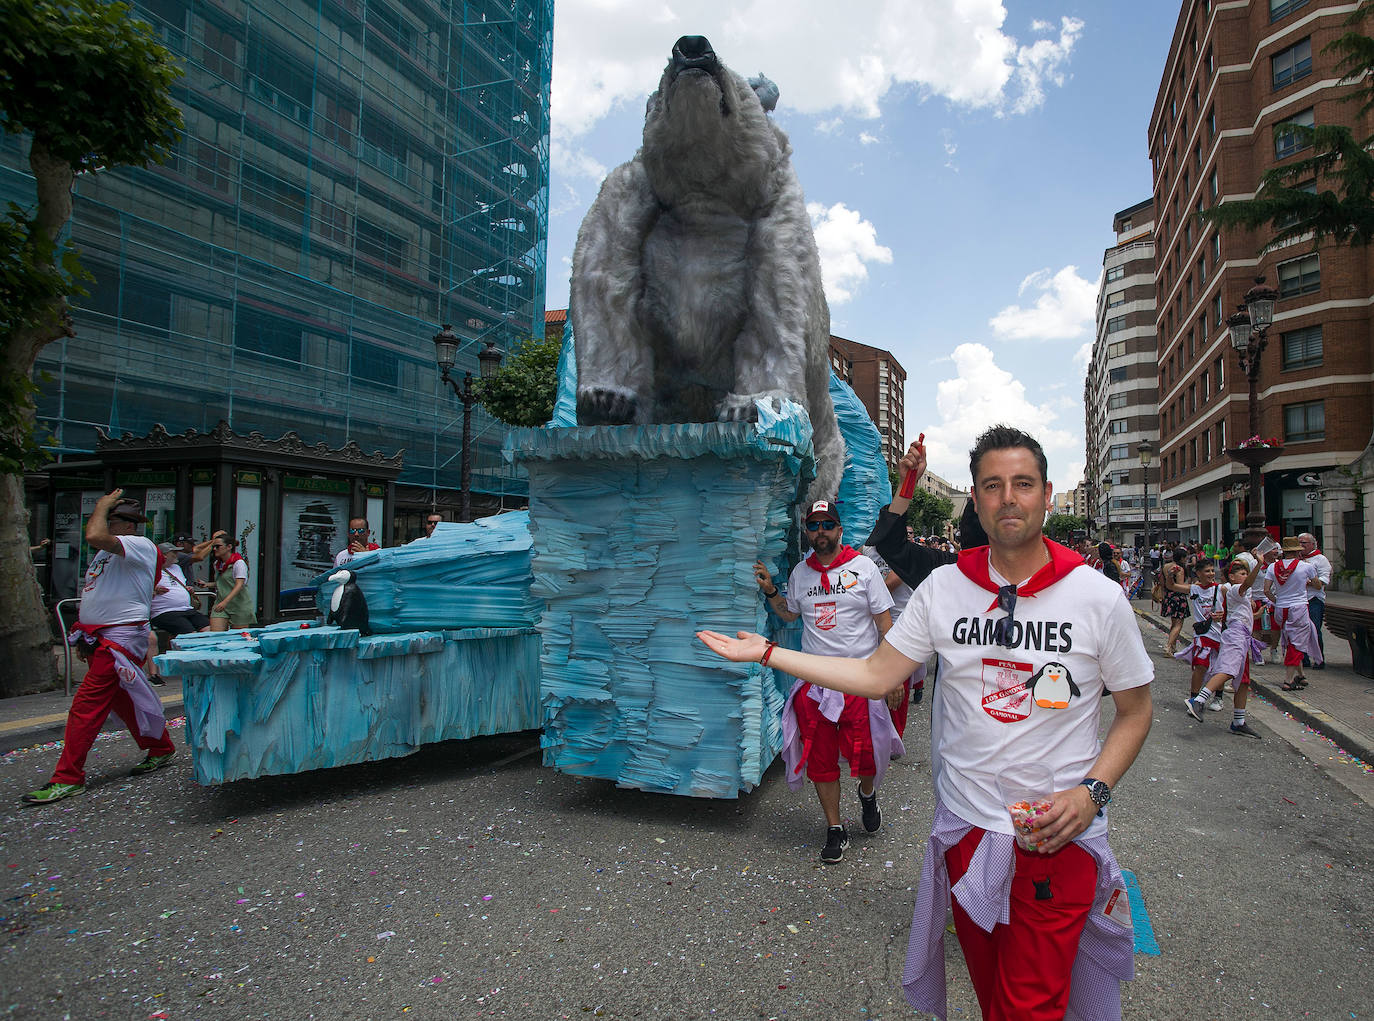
[327,569,371,635]
[1027,661,1079,709]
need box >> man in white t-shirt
[334,517,380,567]
[702,425,1153,1020]
[753,500,899,864]
[1297,532,1331,670]
[23,492,177,805]
[1264,536,1324,690]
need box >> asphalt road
[1,618,1371,1020]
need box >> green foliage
[1045,513,1087,540]
[1199,3,1374,251]
[474,336,561,427]
[0,0,183,170]
[0,205,86,473]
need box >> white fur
[328,570,351,614]
[570,46,844,501]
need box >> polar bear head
[640,36,788,212]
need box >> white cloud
[551,1,1084,145]
[858,131,879,145]
[989,265,1098,341]
[921,343,1082,494]
[551,138,608,184]
[807,202,893,305]
[815,117,844,134]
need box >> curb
[1133,607,1374,765]
[0,700,185,756]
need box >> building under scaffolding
[1,0,553,525]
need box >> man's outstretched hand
[697,630,768,663]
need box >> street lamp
[1101,474,1113,542]
[1137,439,1154,565]
[1225,275,1282,541]
[433,322,504,522]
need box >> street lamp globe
[1136,439,1154,467]
[1227,307,1252,354]
[432,323,460,374]
[477,340,504,379]
[1243,276,1280,331]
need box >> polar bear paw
[718,392,783,423]
[577,386,638,425]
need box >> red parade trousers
[945,826,1098,1021]
[53,646,175,785]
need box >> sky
[542,0,1184,497]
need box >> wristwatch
[1080,777,1112,816]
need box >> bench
[1321,601,1374,678]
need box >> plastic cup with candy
[996,763,1055,852]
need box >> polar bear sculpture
[570,35,844,501]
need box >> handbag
[1150,578,1164,603]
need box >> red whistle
[898,433,924,498]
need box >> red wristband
[760,641,777,667]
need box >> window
[1188,384,1196,414]
[241,164,306,224]
[1273,38,1312,89]
[1108,366,1128,383]
[191,140,231,193]
[236,307,303,362]
[356,218,410,267]
[1107,341,1127,359]
[1197,255,1206,284]
[1106,315,1129,334]
[1108,393,1128,410]
[1216,421,1225,453]
[1190,438,1197,469]
[1277,179,1318,229]
[1209,169,1218,201]
[1211,232,1221,262]
[1284,400,1325,442]
[1281,324,1323,369]
[1270,0,1310,22]
[1275,108,1315,160]
[1215,356,1224,390]
[201,21,239,81]
[315,198,350,245]
[351,338,399,390]
[1207,109,1216,140]
[1202,430,1210,462]
[1106,264,1126,283]
[1277,253,1320,297]
[1109,444,1130,461]
[1201,370,1210,400]
[1212,292,1223,326]
[1109,419,1130,435]
[1106,290,1126,308]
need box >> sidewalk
[1132,595,1374,766]
[0,655,185,755]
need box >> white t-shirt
[79,535,159,626]
[1188,583,1224,641]
[150,563,193,616]
[1270,558,1317,609]
[863,546,912,618]
[784,551,893,658]
[886,544,1153,836]
[1304,552,1332,602]
[1219,582,1253,624]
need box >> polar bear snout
[671,35,719,77]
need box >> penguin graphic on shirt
[1027,661,1079,709]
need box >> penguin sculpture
[1026,661,1079,709]
[327,569,371,635]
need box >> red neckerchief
[1300,546,1323,560]
[805,544,861,594]
[956,539,1084,610]
[214,551,245,574]
[1272,558,1299,585]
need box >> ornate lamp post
[433,322,504,522]
[1101,474,1113,543]
[1224,276,1282,541]
[1137,438,1154,562]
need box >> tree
[1044,513,1087,542]
[1200,3,1374,250]
[474,335,561,427]
[0,0,182,694]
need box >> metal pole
[1246,338,1265,528]
[460,371,474,523]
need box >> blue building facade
[2,0,553,515]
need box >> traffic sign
[1297,472,1320,487]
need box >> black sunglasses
[992,584,1018,647]
[805,520,839,532]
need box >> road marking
[0,694,182,736]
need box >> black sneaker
[859,789,881,833]
[820,825,849,863]
[1229,722,1263,739]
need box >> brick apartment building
[1086,199,1178,546]
[1150,0,1374,549]
[546,312,909,474]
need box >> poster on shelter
[279,491,349,611]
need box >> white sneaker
[1208,693,1225,711]
[1222,680,1235,694]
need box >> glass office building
[1,0,553,510]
